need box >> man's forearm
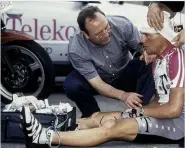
[144,103,175,118]
[92,80,124,100]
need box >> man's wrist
[117,90,126,101]
[148,2,160,9]
[143,107,147,116]
[148,2,154,9]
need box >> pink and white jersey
[152,44,185,104]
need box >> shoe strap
[45,109,69,148]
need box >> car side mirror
[6,11,23,18]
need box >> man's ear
[82,31,89,39]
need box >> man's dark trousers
[63,59,155,118]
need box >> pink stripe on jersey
[183,51,185,87]
[169,49,179,80]
[180,50,185,87]
[176,51,182,87]
[176,50,182,87]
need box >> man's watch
[148,2,161,9]
[139,107,145,116]
[148,2,153,8]
[148,2,156,9]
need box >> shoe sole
[21,106,34,148]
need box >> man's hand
[88,76,143,109]
[140,50,156,65]
[119,92,143,109]
[147,3,164,30]
[171,29,185,47]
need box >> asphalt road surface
[1,86,181,148]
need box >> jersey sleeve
[169,49,185,88]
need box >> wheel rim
[1,45,45,97]
[0,83,13,100]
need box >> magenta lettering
[5,16,78,41]
[6,17,22,31]
[65,26,76,40]
[52,19,65,40]
[33,19,38,40]
[21,24,32,34]
[40,25,51,40]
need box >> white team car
[3,1,184,77]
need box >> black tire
[1,40,55,99]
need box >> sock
[32,128,54,146]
